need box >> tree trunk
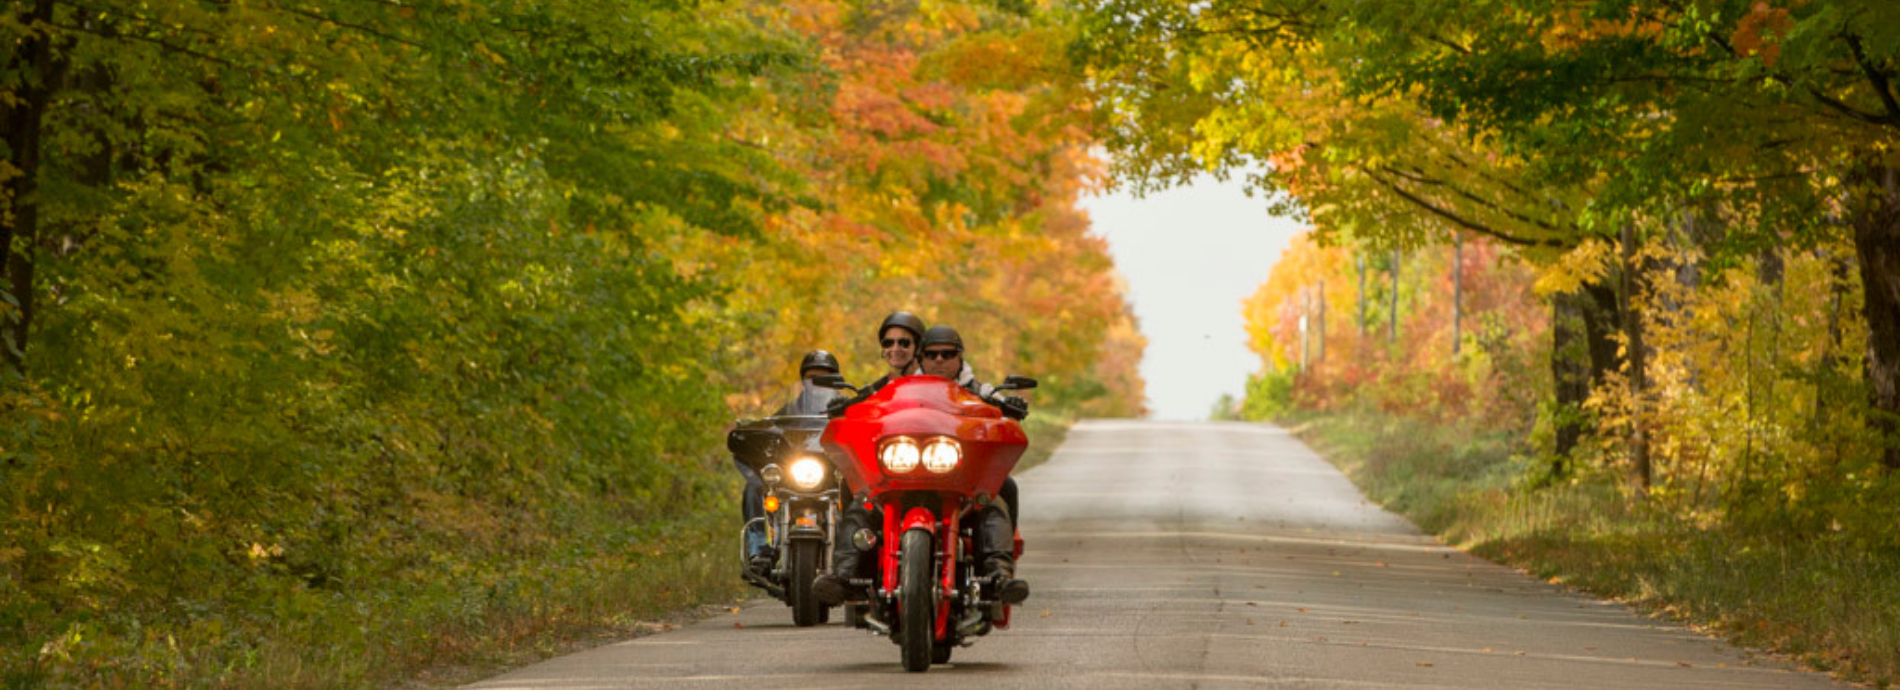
[1581,281,1621,391]
[1551,290,1590,468]
[1389,250,1400,344]
[1847,164,1900,470]
[0,0,62,374]
[1452,235,1463,357]
[1621,223,1651,493]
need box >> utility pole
[1298,286,1310,371]
[1316,279,1326,363]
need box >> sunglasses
[921,349,961,360]
[881,338,914,349]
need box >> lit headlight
[880,437,921,473]
[788,456,827,490]
[921,438,960,474]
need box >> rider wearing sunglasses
[916,325,1030,604]
[864,311,926,398]
[815,311,927,604]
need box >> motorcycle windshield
[771,380,840,420]
[727,381,838,472]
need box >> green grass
[10,510,748,689]
[1290,410,1900,688]
[1014,412,1073,475]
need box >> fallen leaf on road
[1514,651,1526,656]
[1482,648,1493,653]
[1245,601,1257,606]
[733,622,744,628]
[1331,571,1341,577]
[1375,562,1387,568]
[1040,610,1052,618]
[1342,621,1357,625]
[729,607,741,614]
[1247,619,1255,626]
[1416,661,1434,668]
[1297,607,1310,613]
[1279,620,1289,627]
[1677,662,1693,668]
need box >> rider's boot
[811,557,854,605]
[983,555,1030,605]
[743,522,772,573]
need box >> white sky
[1079,175,1305,420]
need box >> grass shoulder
[1287,409,1900,689]
[1013,412,1074,475]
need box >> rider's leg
[736,460,769,564]
[813,501,872,605]
[975,504,1029,604]
[1000,476,1020,530]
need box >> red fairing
[821,376,1026,498]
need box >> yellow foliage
[1532,238,1615,297]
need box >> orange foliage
[1244,231,1546,426]
[691,0,1145,417]
[1731,2,1795,66]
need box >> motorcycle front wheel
[899,529,935,672]
[788,539,822,627]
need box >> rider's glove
[826,396,855,419]
[999,395,1029,420]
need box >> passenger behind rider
[740,350,841,571]
[915,326,1030,605]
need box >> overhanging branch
[1360,166,1571,248]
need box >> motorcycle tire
[789,540,823,627]
[931,641,954,664]
[899,529,935,672]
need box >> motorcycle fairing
[821,376,1026,498]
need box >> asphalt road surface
[466,420,1843,689]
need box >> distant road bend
[467,420,1844,689]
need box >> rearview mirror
[811,374,855,391]
[996,375,1038,391]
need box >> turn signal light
[764,496,780,513]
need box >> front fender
[898,507,937,536]
[882,506,940,593]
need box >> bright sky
[1079,175,1306,420]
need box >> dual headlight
[765,455,829,491]
[878,436,961,475]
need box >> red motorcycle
[815,374,1033,672]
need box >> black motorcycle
[727,383,847,626]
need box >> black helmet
[919,325,963,352]
[799,349,840,377]
[877,311,926,343]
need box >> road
[465,420,1842,689]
